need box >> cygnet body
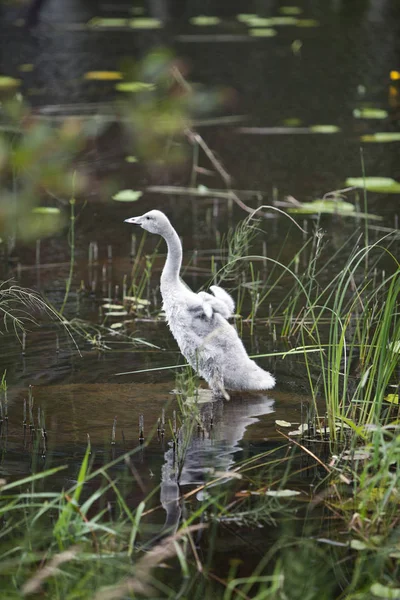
[125,210,275,396]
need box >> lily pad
[361,133,400,143]
[249,28,277,37]
[280,6,303,15]
[85,71,123,81]
[296,18,320,27]
[275,420,292,427]
[236,14,258,22]
[87,17,128,28]
[129,18,163,29]
[125,156,138,163]
[0,76,21,89]
[246,16,274,26]
[288,199,354,215]
[112,190,143,202]
[102,304,126,310]
[310,125,340,133]
[115,82,156,92]
[353,108,388,119]
[288,423,308,436]
[32,207,61,215]
[265,489,301,497]
[345,177,400,193]
[189,15,221,26]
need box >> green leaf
[310,125,340,133]
[296,18,320,27]
[280,6,303,15]
[87,17,128,28]
[129,18,163,29]
[288,199,355,215]
[249,28,277,37]
[385,394,399,405]
[361,133,400,143]
[345,177,400,193]
[265,489,301,497]
[236,14,258,23]
[112,190,143,202]
[275,420,292,427]
[31,207,61,214]
[115,82,156,92]
[125,156,138,163]
[189,15,221,26]
[370,583,400,599]
[353,108,388,119]
[0,76,21,89]
[350,539,369,550]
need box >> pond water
[0,0,399,590]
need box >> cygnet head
[124,210,171,235]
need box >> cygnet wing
[209,285,235,317]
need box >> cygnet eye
[146,216,150,220]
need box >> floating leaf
[112,190,143,202]
[130,18,163,29]
[249,28,277,37]
[125,156,138,163]
[88,17,128,28]
[353,107,388,119]
[385,394,399,405]
[123,296,151,306]
[110,322,124,329]
[246,16,274,26]
[296,18,320,27]
[0,76,21,89]
[236,14,258,22]
[275,420,292,427]
[105,311,128,317]
[85,71,123,81]
[288,423,308,436]
[282,117,302,126]
[345,177,400,193]
[115,82,156,92]
[288,199,355,215]
[361,132,400,143]
[280,6,303,15]
[19,64,34,72]
[265,489,301,497]
[102,304,126,310]
[189,15,221,26]
[310,125,340,133]
[370,583,400,599]
[32,207,61,215]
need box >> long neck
[161,226,182,287]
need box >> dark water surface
[0,0,399,581]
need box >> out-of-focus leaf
[288,199,355,215]
[0,76,21,89]
[345,177,400,193]
[385,394,399,405]
[265,489,301,497]
[189,15,221,26]
[275,420,292,427]
[125,156,138,163]
[280,6,303,15]
[32,207,61,214]
[353,108,388,119]
[115,82,156,92]
[87,17,128,28]
[310,125,340,133]
[361,133,400,143]
[84,71,123,81]
[112,190,143,202]
[370,583,400,599]
[129,18,163,29]
[296,18,320,27]
[249,28,277,37]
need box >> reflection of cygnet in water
[160,392,275,534]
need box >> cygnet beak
[124,216,141,224]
